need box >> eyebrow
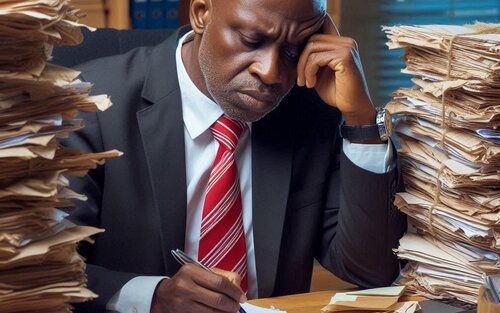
[235,22,320,47]
[231,8,326,45]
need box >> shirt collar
[176,31,223,140]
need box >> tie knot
[210,115,247,151]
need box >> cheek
[204,27,241,63]
[200,30,248,80]
[219,27,239,50]
[277,65,298,94]
[284,67,297,85]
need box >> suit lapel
[136,26,191,276]
[252,107,294,297]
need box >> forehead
[214,0,326,40]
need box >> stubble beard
[198,42,289,123]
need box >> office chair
[51,27,174,68]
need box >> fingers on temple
[297,35,359,86]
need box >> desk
[249,290,427,313]
[249,291,334,313]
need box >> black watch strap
[339,122,380,141]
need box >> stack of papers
[396,233,498,304]
[321,286,421,313]
[389,78,500,131]
[0,226,104,312]
[384,23,500,89]
[383,23,500,304]
[0,1,119,312]
[0,0,92,77]
[395,193,498,253]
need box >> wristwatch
[339,107,391,142]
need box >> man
[66,0,406,312]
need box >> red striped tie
[198,115,248,293]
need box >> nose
[248,47,281,86]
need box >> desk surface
[248,290,426,313]
[249,290,333,312]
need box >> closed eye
[238,32,264,48]
[283,45,301,63]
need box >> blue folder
[147,0,164,29]
[131,0,148,29]
[164,0,179,29]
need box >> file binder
[131,0,148,29]
[148,0,164,29]
[164,0,179,29]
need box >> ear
[189,0,212,34]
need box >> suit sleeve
[315,137,407,288]
[61,111,140,312]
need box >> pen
[171,249,247,313]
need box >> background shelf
[72,0,342,30]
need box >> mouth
[238,90,276,111]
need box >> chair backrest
[51,28,174,68]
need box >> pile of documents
[321,286,421,313]
[383,23,500,304]
[0,0,86,77]
[0,1,119,312]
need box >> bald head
[209,0,327,18]
[205,0,327,31]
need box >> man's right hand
[151,264,246,313]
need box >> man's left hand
[296,14,376,127]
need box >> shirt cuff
[342,139,393,174]
[106,276,167,313]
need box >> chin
[224,109,266,123]
[222,102,279,123]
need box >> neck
[181,35,212,100]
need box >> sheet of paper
[346,286,406,297]
[241,303,287,313]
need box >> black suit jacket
[65,26,406,312]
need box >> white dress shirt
[107,31,393,313]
